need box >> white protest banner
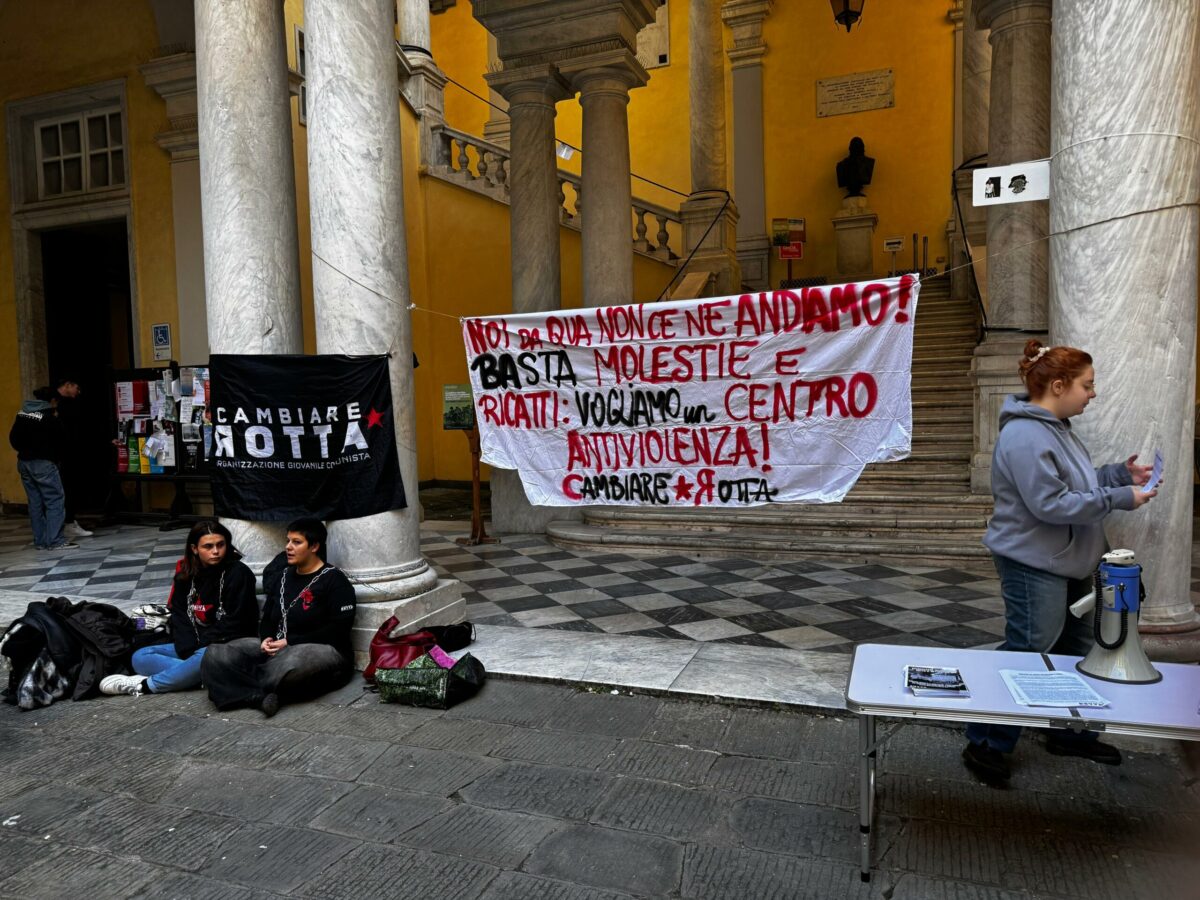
[462,275,919,508]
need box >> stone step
[582,507,988,532]
[857,471,970,487]
[914,425,974,437]
[546,522,994,572]
[840,492,992,513]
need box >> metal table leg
[859,713,876,882]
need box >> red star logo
[673,475,693,502]
[366,408,385,429]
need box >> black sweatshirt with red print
[260,553,356,663]
[166,558,259,659]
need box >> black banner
[209,354,406,521]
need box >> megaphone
[1069,549,1162,684]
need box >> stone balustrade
[428,123,680,261]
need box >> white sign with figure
[973,159,1050,206]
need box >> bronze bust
[836,137,875,198]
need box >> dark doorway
[40,220,134,516]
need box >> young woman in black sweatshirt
[99,520,257,695]
[201,517,356,715]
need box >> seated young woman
[100,520,257,696]
[200,517,356,716]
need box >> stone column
[722,0,771,291]
[484,67,578,533]
[1050,0,1200,656]
[195,0,303,569]
[483,33,512,148]
[305,0,453,630]
[948,0,991,302]
[397,0,431,55]
[675,0,741,297]
[968,0,1050,493]
[488,68,570,315]
[567,59,644,308]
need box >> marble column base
[489,468,581,535]
[832,197,878,282]
[350,578,466,670]
[970,332,1042,494]
[1141,626,1200,665]
[679,192,742,296]
[737,234,770,291]
[223,520,287,578]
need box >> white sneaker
[64,522,93,538]
[99,674,148,696]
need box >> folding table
[845,642,1200,882]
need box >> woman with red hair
[963,341,1157,784]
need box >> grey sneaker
[45,541,79,551]
[64,522,94,538]
[99,674,148,696]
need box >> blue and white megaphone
[1069,549,1162,684]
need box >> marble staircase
[547,277,996,571]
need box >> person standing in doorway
[53,377,93,539]
[9,387,75,551]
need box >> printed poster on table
[462,275,919,507]
[208,354,406,521]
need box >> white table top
[846,643,1200,741]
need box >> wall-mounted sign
[817,68,894,118]
[772,218,807,246]
[972,159,1050,206]
[152,323,171,361]
[443,383,475,430]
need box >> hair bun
[1022,338,1044,360]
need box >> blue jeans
[132,644,207,693]
[966,554,1098,753]
[17,459,66,549]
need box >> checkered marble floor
[4,516,1199,658]
[418,523,1008,654]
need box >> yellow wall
[0,0,177,504]
[430,0,956,284]
[762,2,955,284]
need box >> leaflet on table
[1000,670,1110,708]
[904,665,970,697]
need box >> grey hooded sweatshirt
[983,394,1135,580]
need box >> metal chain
[276,566,334,641]
[185,569,225,643]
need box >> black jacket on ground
[9,400,64,463]
[167,558,259,659]
[261,552,356,662]
[1,597,137,708]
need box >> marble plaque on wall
[636,4,670,70]
[816,68,894,118]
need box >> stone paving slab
[2,661,1198,898]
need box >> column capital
[975,0,1050,32]
[141,50,199,160]
[473,0,658,71]
[721,0,772,69]
[559,48,648,96]
[485,63,572,107]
